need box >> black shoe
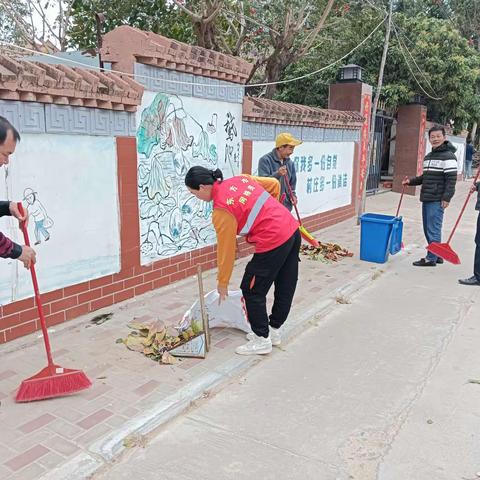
[458,276,480,286]
[413,258,437,267]
[436,257,444,264]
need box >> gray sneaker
[235,334,272,355]
[246,326,281,346]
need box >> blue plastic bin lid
[360,213,397,224]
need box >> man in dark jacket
[0,116,36,269]
[458,180,480,286]
[258,132,302,211]
[403,125,457,267]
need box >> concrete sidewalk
[0,180,476,480]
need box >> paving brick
[105,415,128,429]
[133,380,161,397]
[18,414,56,434]
[9,462,46,480]
[47,419,84,440]
[5,444,49,472]
[82,383,113,401]
[36,450,66,470]
[77,409,113,430]
[213,338,234,349]
[0,370,17,381]
[0,444,16,464]
[44,435,80,457]
[74,423,111,448]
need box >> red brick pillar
[329,82,372,216]
[242,140,253,174]
[392,104,427,195]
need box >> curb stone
[41,249,414,480]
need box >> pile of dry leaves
[117,317,204,365]
[300,242,353,262]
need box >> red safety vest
[212,176,299,253]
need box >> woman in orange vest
[185,166,301,355]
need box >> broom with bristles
[15,203,92,402]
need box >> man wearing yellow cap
[258,132,302,211]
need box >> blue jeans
[466,160,473,179]
[422,201,444,262]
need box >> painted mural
[136,92,242,264]
[0,134,120,305]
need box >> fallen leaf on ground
[300,243,353,263]
[161,351,178,365]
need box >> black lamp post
[337,64,363,83]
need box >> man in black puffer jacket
[403,125,457,267]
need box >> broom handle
[284,172,303,226]
[446,168,480,244]
[395,184,405,217]
[17,203,54,366]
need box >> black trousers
[474,211,480,281]
[240,230,301,338]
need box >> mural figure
[23,188,53,245]
[136,93,241,262]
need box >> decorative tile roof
[243,97,364,128]
[0,54,143,111]
[101,26,253,85]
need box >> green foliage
[277,3,480,130]
[68,0,194,50]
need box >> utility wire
[392,27,443,100]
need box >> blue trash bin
[390,216,404,255]
[360,213,398,263]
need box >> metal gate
[366,113,393,193]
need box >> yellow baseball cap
[275,132,302,148]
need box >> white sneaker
[246,326,281,346]
[235,334,272,355]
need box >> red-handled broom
[427,168,480,265]
[283,173,320,247]
[15,202,92,402]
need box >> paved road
[97,230,480,480]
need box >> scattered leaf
[300,243,353,263]
[468,379,480,385]
[123,434,147,449]
[125,335,146,352]
[115,338,124,344]
[427,419,434,424]
[161,351,178,364]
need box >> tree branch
[172,0,202,22]
[298,0,335,56]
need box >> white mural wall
[252,141,355,217]
[0,134,120,305]
[136,92,242,264]
[424,134,465,175]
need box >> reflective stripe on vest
[239,190,270,235]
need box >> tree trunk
[470,122,478,148]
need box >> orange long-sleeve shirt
[212,175,281,288]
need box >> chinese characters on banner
[358,94,372,202]
[416,110,427,176]
[292,154,349,195]
[251,141,355,217]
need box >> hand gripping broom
[283,173,320,247]
[15,203,92,402]
[426,168,480,265]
